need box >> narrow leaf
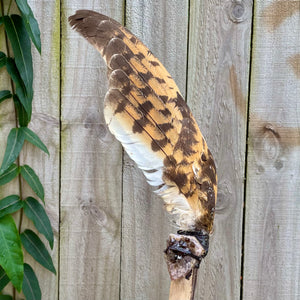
[0,215,24,292]
[20,127,49,155]
[0,128,25,175]
[24,197,53,249]
[0,164,19,186]
[13,95,30,127]
[0,266,10,291]
[0,295,12,300]
[3,15,33,104]
[15,0,41,53]
[20,165,44,202]
[20,230,56,274]
[22,263,41,300]
[0,91,12,104]
[6,58,31,121]
[0,52,6,69]
[0,195,22,219]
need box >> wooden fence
[1,0,299,299]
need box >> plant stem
[1,1,24,299]
[6,0,12,15]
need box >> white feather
[143,169,164,186]
[104,93,195,229]
[155,184,196,230]
[104,98,164,171]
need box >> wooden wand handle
[169,267,198,300]
[165,234,204,300]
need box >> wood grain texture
[169,270,197,300]
[18,1,60,299]
[1,1,60,298]
[2,1,300,299]
[187,1,253,299]
[60,1,123,299]
[121,1,188,299]
[243,1,300,299]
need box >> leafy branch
[0,1,55,299]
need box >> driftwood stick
[169,267,198,300]
[164,234,205,300]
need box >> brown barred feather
[69,10,217,232]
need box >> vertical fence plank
[3,1,299,299]
[188,1,253,299]
[60,2,123,299]
[19,0,61,298]
[244,1,300,299]
[0,1,60,299]
[121,1,188,299]
[0,2,20,297]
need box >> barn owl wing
[69,10,217,232]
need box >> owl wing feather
[69,10,217,232]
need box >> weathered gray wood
[60,1,123,299]
[187,1,253,299]
[1,1,60,298]
[243,1,300,299]
[18,1,61,298]
[121,1,188,299]
[2,1,300,299]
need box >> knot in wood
[229,2,246,23]
[215,179,234,220]
[264,123,280,139]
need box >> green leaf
[20,230,56,274]
[20,127,49,155]
[13,95,30,127]
[20,165,44,202]
[0,295,12,300]
[6,58,31,122]
[0,128,25,175]
[24,197,53,249]
[0,52,6,69]
[0,215,24,292]
[0,91,12,104]
[3,15,33,104]
[22,263,41,300]
[0,266,10,291]
[0,164,19,186]
[0,195,23,219]
[15,0,41,54]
